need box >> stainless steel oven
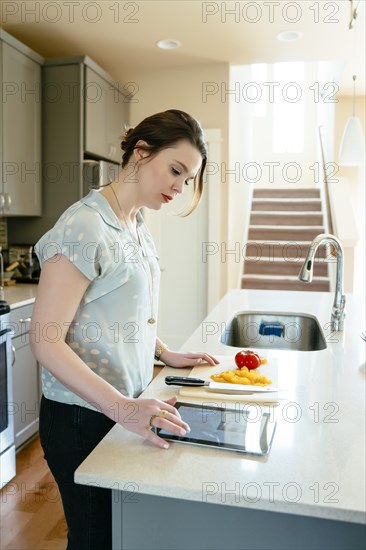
[83,160,121,195]
[0,300,16,487]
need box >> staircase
[242,189,331,292]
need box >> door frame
[205,128,222,312]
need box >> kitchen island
[75,289,366,550]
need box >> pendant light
[338,75,365,166]
[348,0,362,29]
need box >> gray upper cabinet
[8,55,129,244]
[85,66,127,163]
[1,41,42,216]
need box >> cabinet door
[107,89,128,163]
[12,332,40,449]
[2,42,41,216]
[84,67,109,159]
[85,67,128,162]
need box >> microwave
[83,160,121,195]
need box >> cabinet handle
[19,317,32,324]
[0,194,5,209]
[12,344,16,367]
[4,193,12,210]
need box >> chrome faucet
[299,233,345,331]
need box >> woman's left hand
[160,350,220,368]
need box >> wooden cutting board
[179,355,283,404]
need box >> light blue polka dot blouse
[34,189,160,410]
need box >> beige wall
[126,61,229,168]
[126,62,230,292]
[334,95,365,294]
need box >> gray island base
[112,490,365,550]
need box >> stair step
[245,241,328,259]
[250,212,324,226]
[241,275,330,292]
[253,189,321,199]
[244,259,328,277]
[252,199,322,212]
[248,226,325,241]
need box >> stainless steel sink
[220,311,327,352]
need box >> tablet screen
[155,402,276,455]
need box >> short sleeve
[34,203,105,281]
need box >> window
[251,63,267,117]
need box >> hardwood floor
[0,366,164,549]
[0,437,67,550]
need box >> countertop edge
[10,297,36,309]
[74,468,366,525]
[3,284,38,308]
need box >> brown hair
[120,109,207,216]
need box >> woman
[30,109,219,549]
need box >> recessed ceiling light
[156,39,181,50]
[277,31,303,42]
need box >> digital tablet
[155,402,276,455]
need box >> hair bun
[120,127,134,151]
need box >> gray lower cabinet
[112,491,366,550]
[1,39,42,216]
[10,303,41,449]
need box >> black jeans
[39,395,116,550]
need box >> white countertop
[3,284,38,308]
[74,289,366,524]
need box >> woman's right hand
[117,395,190,449]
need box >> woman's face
[132,140,203,210]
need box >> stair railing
[318,125,334,235]
[318,125,338,291]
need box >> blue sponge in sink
[259,322,284,337]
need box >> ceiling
[1,0,365,95]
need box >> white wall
[334,95,366,295]
[227,65,254,289]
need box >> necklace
[109,184,156,325]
